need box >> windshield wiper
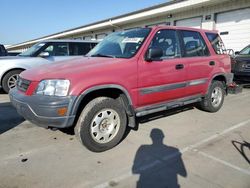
[90,53,116,58]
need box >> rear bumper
[9,88,77,128]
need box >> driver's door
[138,29,188,107]
[39,42,73,62]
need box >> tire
[2,70,23,93]
[74,97,127,152]
[198,81,225,112]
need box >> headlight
[35,80,70,96]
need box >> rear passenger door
[179,30,213,96]
[69,42,95,56]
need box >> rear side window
[180,30,209,57]
[69,43,96,55]
[206,33,226,55]
[149,29,181,60]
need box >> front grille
[245,64,250,70]
[17,77,31,92]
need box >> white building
[7,0,250,52]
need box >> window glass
[205,33,226,55]
[181,30,209,57]
[149,29,181,60]
[87,28,151,58]
[19,42,46,57]
[239,45,250,55]
[69,43,97,55]
[42,43,68,56]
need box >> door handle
[209,61,215,66]
[176,64,184,70]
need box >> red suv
[10,26,234,152]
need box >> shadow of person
[132,128,187,188]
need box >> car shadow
[235,82,250,89]
[61,105,195,143]
[0,102,25,134]
[132,128,187,188]
[0,89,5,94]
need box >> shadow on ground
[0,102,24,134]
[132,128,187,188]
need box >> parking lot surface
[0,88,250,188]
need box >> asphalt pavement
[0,88,250,188]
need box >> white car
[0,40,97,93]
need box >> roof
[40,39,99,43]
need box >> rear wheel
[198,81,225,112]
[74,97,127,152]
[2,70,23,93]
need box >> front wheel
[74,97,127,152]
[198,81,225,112]
[2,70,23,93]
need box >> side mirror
[234,51,240,56]
[226,49,234,57]
[145,47,163,62]
[39,52,50,58]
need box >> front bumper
[233,71,250,82]
[9,88,77,128]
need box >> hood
[20,57,128,81]
[234,55,250,63]
[0,56,43,69]
[0,56,30,60]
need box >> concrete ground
[0,88,250,188]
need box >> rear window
[206,33,226,54]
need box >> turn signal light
[57,107,67,116]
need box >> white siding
[175,17,202,28]
[96,33,107,40]
[216,8,250,51]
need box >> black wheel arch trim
[207,73,233,94]
[70,84,134,117]
[0,68,25,86]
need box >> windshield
[19,42,46,57]
[87,28,151,58]
[239,45,250,55]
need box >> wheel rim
[90,109,120,144]
[7,74,18,89]
[211,87,223,108]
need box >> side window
[43,43,69,56]
[69,43,95,55]
[206,33,226,55]
[180,30,209,57]
[150,29,181,60]
[90,42,97,49]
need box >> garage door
[216,8,250,51]
[175,17,202,29]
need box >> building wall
[8,0,250,52]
